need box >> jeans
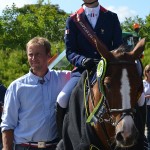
[57,76,79,108]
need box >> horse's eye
[104,82,111,89]
[104,77,111,89]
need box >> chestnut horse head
[87,38,145,149]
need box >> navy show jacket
[65,6,123,77]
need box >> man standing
[1,37,70,150]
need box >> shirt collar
[29,69,50,84]
[83,5,100,16]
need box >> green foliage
[0,49,28,87]
[140,14,150,42]
[0,2,69,50]
[121,16,145,33]
[121,15,150,69]
[51,41,65,55]
[141,47,150,67]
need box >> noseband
[104,99,136,127]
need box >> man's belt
[20,142,57,148]
[19,138,59,148]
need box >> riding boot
[56,102,67,139]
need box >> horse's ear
[95,37,113,60]
[130,38,146,59]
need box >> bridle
[103,60,142,125]
[102,98,136,127]
[85,60,143,149]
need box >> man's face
[27,45,50,73]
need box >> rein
[109,61,135,65]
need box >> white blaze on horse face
[119,69,134,133]
[120,69,130,109]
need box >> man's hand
[82,58,96,70]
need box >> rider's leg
[56,76,79,139]
[56,103,67,139]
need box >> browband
[82,0,98,6]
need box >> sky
[0,0,150,22]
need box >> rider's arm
[65,17,85,67]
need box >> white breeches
[57,76,80,108]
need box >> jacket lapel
[79,6,108,31]
[94,5,108,30]
[82,11,94,29]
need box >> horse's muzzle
[116,126,139,148]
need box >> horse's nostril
[116,132,124,142]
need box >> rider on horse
[56,0,122,139]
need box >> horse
[57,38,146,150]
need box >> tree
[0,2,70,87]
[0,2,69,51]
[139,14,150,41]
[121,15,150,41]
[121,16,144,33]
[121,15,150,68]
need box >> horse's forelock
[112,44,132,53]
[110,45,134,61]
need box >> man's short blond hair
[26,37,51,54]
